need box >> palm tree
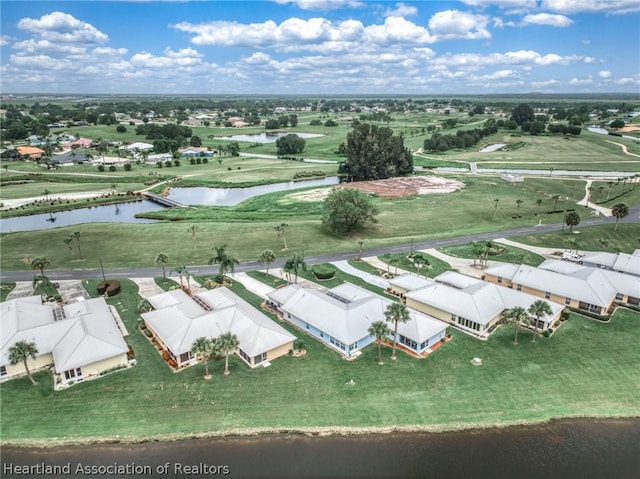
[187,225,197,256]
[515,199,524,215]
[155,253,170,279]
[552,194,560,211]
[611,203,629,231]
[274,223,289,250]
[71,231,83,259]
[191,337,214,379]
[172,265,191,290]
[528,300,553,343]
[357,240,364,257]
[258,249,276,274]
[564,237,579,255]
[536,199,542,210]
[412,252,430,278]
[502,306,529,344]
[564,211,581,233]
[209,245,239,284]
[287,253,306,283]
[492,198,499,218]
[282,259,294,283]
[585,186,594,206]
[390,257,400,275]
[381,252,392,274]
[384,302,411,360]
[63,237,74,258]
[8,340,39,385]
[368,320,390,365]
[214,332,239,376]
[30,256,51,278]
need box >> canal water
[2,418,638,478]
[216,132,324,143]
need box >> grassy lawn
[376,252,453,277]
[154,277,179,291]
[245,270,288,289]
[0,283,15,302]
[513,223,640,254]
[439,243,546,267]
[1,276,638,443]
[294,263,393,297]
[0,176,603,271]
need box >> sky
[0,0,639,95]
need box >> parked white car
[562,252,584,263]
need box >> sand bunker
[288,176,464,202]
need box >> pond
[479,143,507,153]
[216,132,324,143]
[167,176,339,206]
[0,200,166,233]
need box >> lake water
[0,200,166,233]
[167,177,339,206]
[479,143,506,152]
[2,418,638,478]
[217,132,324,143]
[435,167,638,177]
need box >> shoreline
[2,413,638,448]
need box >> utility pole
[99,259,106,282]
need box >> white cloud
[461,0,537,14]
[384,3,418,17]
[541,0,640,14]
[614,76,640,85]
[17,11,108,44]
[521,13,573,27]
[272,0,364,11]
[582,39,591,45]
[530,79,562,88]
[431,49,592,70]
[428,10,491,40]
[0,35,12,46]
[569,76,593,85]
[599,70,612,78]
[12,39,87,55]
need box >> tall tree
[412,252,430,278]
[492,198,499,218]
[341,123,413,181]
[63,237,74,258]
[381,252,392,274]
[214,332,240,376]
[209,245,239,284]
[516,199,524,215]
[285,253,306,283]
[30,256,51,278]
[368,320,391,365]
[564,211,581,232]
[187,225,197,255]
[611,203,629,231]
[71,231,83,259]
[502,306,529,344]
[172,265,191,290]
[155,253,170,279]
[528,300,553,343]
[510,103,535,126]
[258,249,276,274]
[191,337,214,380]
[322,188,379,235]
[552,194,560,211]
[274,223,289,250]
[384,302,411,360]
[8,340,39,385]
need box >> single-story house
[1,296,129,384]
[142,287,295,369]
[50,151,93,165]
[581,250,640,277]
[119,142,154,152]
[267,282,448,357]
[16,146,45,160]
[178,147,213,158]
[146,153,172,164]
[69,138,93,148]
[483,262,623,315]
[392,272,563,336]
[537,259,640,308]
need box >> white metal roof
[387,273,433,292]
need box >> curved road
[2,205,638,283]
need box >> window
[399,335,417,351]
[64,367,82,381]
[329,336,346,351]
[450,313,457,322]
[349,341,358,351]
[615,293,624,301]
[253,352,267,365]
[545,292,551,299]
[0,365,6,377]
[565,297,572,305]
[497,276,503,284]
[239,349,250,363]
[516,284,522,291]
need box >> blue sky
[1,0,638,94]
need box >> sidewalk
[330,260,389,289]
[493,238,562,257]
[418,248,485,278]
[361,256,412,276]
[227,272,275,299]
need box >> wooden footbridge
[142,192,187,207]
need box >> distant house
[1,297,129,385]
[50,151,92,165]
[390,272,564,337]
[69,138,92,149]
[142,288,295,369]
[16,146,45,160]
[483,261,639,315]
[178,147,212,158]
[581,250,640,277]
[146,153,172,164]
[267,282,447,357]
[120,142,154,152]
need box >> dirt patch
[287,176,464,202]
[618,125,640,133]
[339,175,464,198]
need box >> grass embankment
[513,223,640,254]
[439,243,546,267]
[1,277,638,444]
[0,176,600,271]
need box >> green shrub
[312,264,336,280]
[97,165,105,172]
[109,165,117,172]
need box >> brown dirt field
[618,125,640,133]
[338,175,464,198]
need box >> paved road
[3,207,637,283]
